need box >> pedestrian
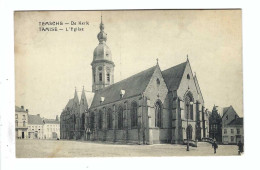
[212,140,218,154]
[237,141,244,155]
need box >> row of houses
[15,105,60,139]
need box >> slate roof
[43,119,60,124]
[222,106,238,118]
[228,118,243,126]
[162,62,187,91]
[90,65,157,108]
[28,115,43,125]
[65,99,74,109]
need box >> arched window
[131,102,138,128]
[107,73,110,82]
[98,110,103,129]
[155,101,162,128]
[184,92,194,120]
[99,73,102,82]
[107,108,113,129]
[15,120,18,127]
[90,112,95,130]
[81,113,85,130]
[118,106,123,129]
[23,121,26,127]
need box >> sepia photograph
[14,10,243,158]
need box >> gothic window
[118,106,123,130]
[107,108,113,129]
[184,92,194,120]
[190,104,193,120]
[107,73,110,82]
[81,113,85,130]
[131,102,138,128]
[155,101,162,128]
[15,114,18,119]
[93,73,96,83]
[98,110,103,129]
[23,121,26,127]
[15,120,18,127]
[237,128,240,134]
[99,73,102,82]
[90,112,95,130]
[23,115,26,120]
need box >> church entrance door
[186,125,192,140]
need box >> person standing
[237,141,244,155]
[212,141,218,154]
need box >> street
[16,139,239,158]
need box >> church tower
[91,15,115,92]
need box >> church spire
[80,86,88,107]
[92,15,115,92]
[73,87,79,104]
[97,14,107,43]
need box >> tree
[209,105,222,142]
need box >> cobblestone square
[16,139,240,158]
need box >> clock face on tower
[98,66,103,71]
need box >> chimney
[26,109,28,112]
[37,114,40,117]
[21,106,24,110]
[56,115,59,121]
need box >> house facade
[60,17,208,144]
[28,114,44,139]
[221,106,243,144]
[43,116,60,139]
[15,106,29,139]
[26,114,60,140]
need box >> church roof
[162,62,187,91]
[28,114,43,125]
[90,65,157,108]
[65,99,74,109]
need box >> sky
[14,10,243,118]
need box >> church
[60,17,208,145]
